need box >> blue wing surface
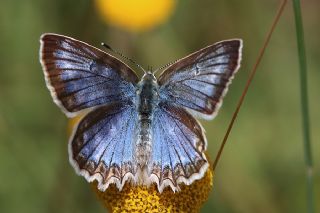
[149,102,208,192]
[158,40,242,120]
[40,33,138,117]
[69,102,138,190]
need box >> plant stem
[213,0,287,170]
[292,1,315,213]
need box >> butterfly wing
[158,39,242,120]
[40,34,140,190]
[69,102,138,191]
[149,40,242,191]
[149,102,208,192]
[40,33,138,117]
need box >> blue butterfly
[40,33,242,192]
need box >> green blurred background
[0,0,319,212]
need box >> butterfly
[40,33,242,192]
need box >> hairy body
[135,73,159,167]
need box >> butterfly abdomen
[135,73,159,167]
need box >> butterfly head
[141,71,157,83]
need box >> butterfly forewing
[40,33,138,117]
[158,39,242,120]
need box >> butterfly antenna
[101,43,146,74]
[153,58,180,75]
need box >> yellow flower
[69,116,214,212]
[93,166,213,213]
[95,0,177,32]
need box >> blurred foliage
[0,0,319,212]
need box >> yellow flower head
[93,165,213,212]
[95,0,177,32]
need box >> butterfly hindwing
[40,33,138,117]
[158,39,242,120]
[149,102,208,192]
[69,102,138,190]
